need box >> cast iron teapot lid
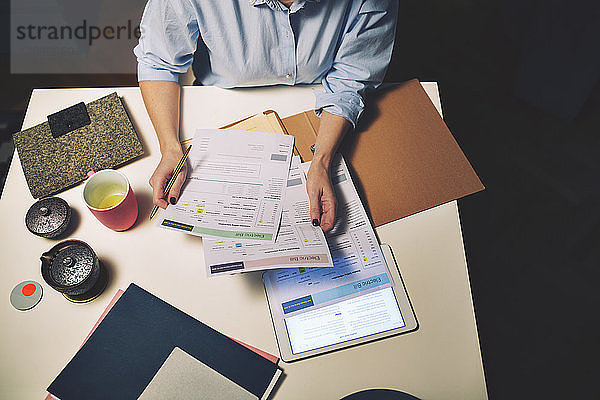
[26,197,71,238]
[41,240,95,290]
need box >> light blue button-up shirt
[134,0,398,127]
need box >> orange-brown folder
[281,79,485,227]
[182,110,301,156]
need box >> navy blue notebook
[47,283,279,400]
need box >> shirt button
[285,74,291,79]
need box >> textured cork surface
[13,92,144,199]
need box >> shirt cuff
[313,90,364,129]
[137,62,180,83]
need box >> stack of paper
[264,155,393,339]
[264,154,392,311]
[160,129,295,242]
[159,129,334,275]
[202,156,333,276]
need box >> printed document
[265,155,390,309]
[263,155,402,354]
[159,129,293,242]
[203,156,333,276]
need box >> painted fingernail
[169,197,177,205]
[312,219,320,226]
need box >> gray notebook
[138,347,269,400]
[13,92,144,198]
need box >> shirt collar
[249,0,319,12]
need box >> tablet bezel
[263,244,418,362]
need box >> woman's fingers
[306,164,337,232]
[167,163,188,204]
[149,149,186,209]
[318,185,337,232]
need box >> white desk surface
[0,84,487,400]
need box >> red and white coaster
[10,281,43,311]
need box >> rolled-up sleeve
[314,0,398,128]
[133,0,200,82]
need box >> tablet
[263,244,418,362]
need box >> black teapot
[41,240,108,303]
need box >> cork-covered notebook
[13,92,144,199]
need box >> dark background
[1,1,598,398]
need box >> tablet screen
[284,287,405,354]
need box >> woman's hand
[139,80,184,209]
[305,111,351,232]
[149,147,188,209]
[306,159,337,232]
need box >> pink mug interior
[83,170,138,231]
